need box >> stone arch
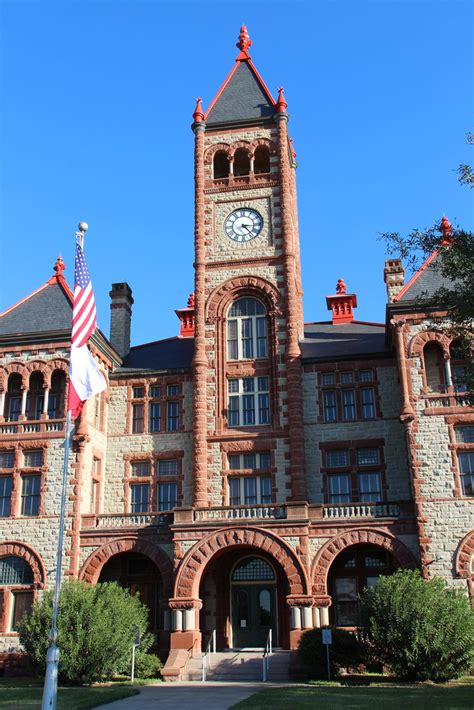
[206,276,283,325]
[173,527,310,599]
[311,528,418,596]
[0,363,28,390]
[0,541,46,589]
[204,142,231,165]
[408,330,451,359]
[455,531,474,580]
[44,359,69,388]
[228,140,251,159]
[79,537,174,596]
[249,137,277,158]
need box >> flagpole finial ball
[78,221,88,233]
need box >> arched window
[227,298,268,360]
[27,372,44,420]
[233,148,250,176]
[423,342,445,393]
[49,370,66,419]
[5,374,22,422]
[232,557,275,581]
[254,146,270,174]
[213,151,229,179]
[0,555,34,631]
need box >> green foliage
[298,627,364,679]
[360,569,474,682]
[134,650,162,679]
[17,580,154,685]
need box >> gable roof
[0,276,73,336]
[205,59,275,126]
[395,250,455,302]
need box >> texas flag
[67,239,106,418]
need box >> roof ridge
[393,249,439,302]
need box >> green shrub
[360,569,474,682]
[17,580,154,685]
[298,627,364,678]
[134,651,162,679]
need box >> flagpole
[41,222,88,710]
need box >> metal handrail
[262,628,272,681]
[201,629,216,682]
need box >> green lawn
[231,680,474,710]
[0,678,139,709]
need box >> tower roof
[204,26,276,126]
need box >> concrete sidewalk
[100,682,273,709]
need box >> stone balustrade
[0,418,65,435]
[323,502,400,520]
[82,512,170,529]
[194,504,287,522]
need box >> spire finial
[193,97,205,123]
[336,278,347,294]
[440,214,453,243]
[236,25,252,60]
[276,87,288,113]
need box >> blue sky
[1,0,472,347]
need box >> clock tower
[191,26,306,511]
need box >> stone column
[169,598,203,653]
[276,109,307,502]
[20,387,28,420]
[301,606,313,629]
[191,118,208,509]
[320,606,330,627]
[0,390,5,420]
[42,387,49,418]
[392,319,414,421]
[444,357,453,387]
[290,606,301,629]
[312,607,321,628]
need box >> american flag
[67,237,106,418]
[71,241,97,347]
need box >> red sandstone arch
[228,140,251,159]
[173,527,309,599]
[455,531,474,580]
[408,330,451,359]
[311,528,418,596]
[0,541,46,589]
[204,142,232,165]
[79,537,173,596]
[0,363,28,390]
[249,137,277,158]
[206,276,283,325]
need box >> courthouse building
[0,27,472,674]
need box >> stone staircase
[182,649,291,682]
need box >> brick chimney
[384,259,405,303]
[326,278,357,324]
[109,283,134,358]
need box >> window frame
[126,453,183,513]
[226,298,268,362]
[227,376,270,428]
[320,441,386,505]
[320,369,379,423]
[0,555,37,634]
[129,381,183,434]
[0,447,45,518]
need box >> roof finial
[276,87,288,113]
[336,277,347,294]
[193,97,205,123]
[236,24,252,60]
[440,214,454,244]
[53,255,65,277]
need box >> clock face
[224,208,263,243]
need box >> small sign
[322,628,332,645]
[240,620,247,628]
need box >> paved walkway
[101,682,271,709]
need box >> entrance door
[230,557,277,648]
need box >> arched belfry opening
[213,151,230,179]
